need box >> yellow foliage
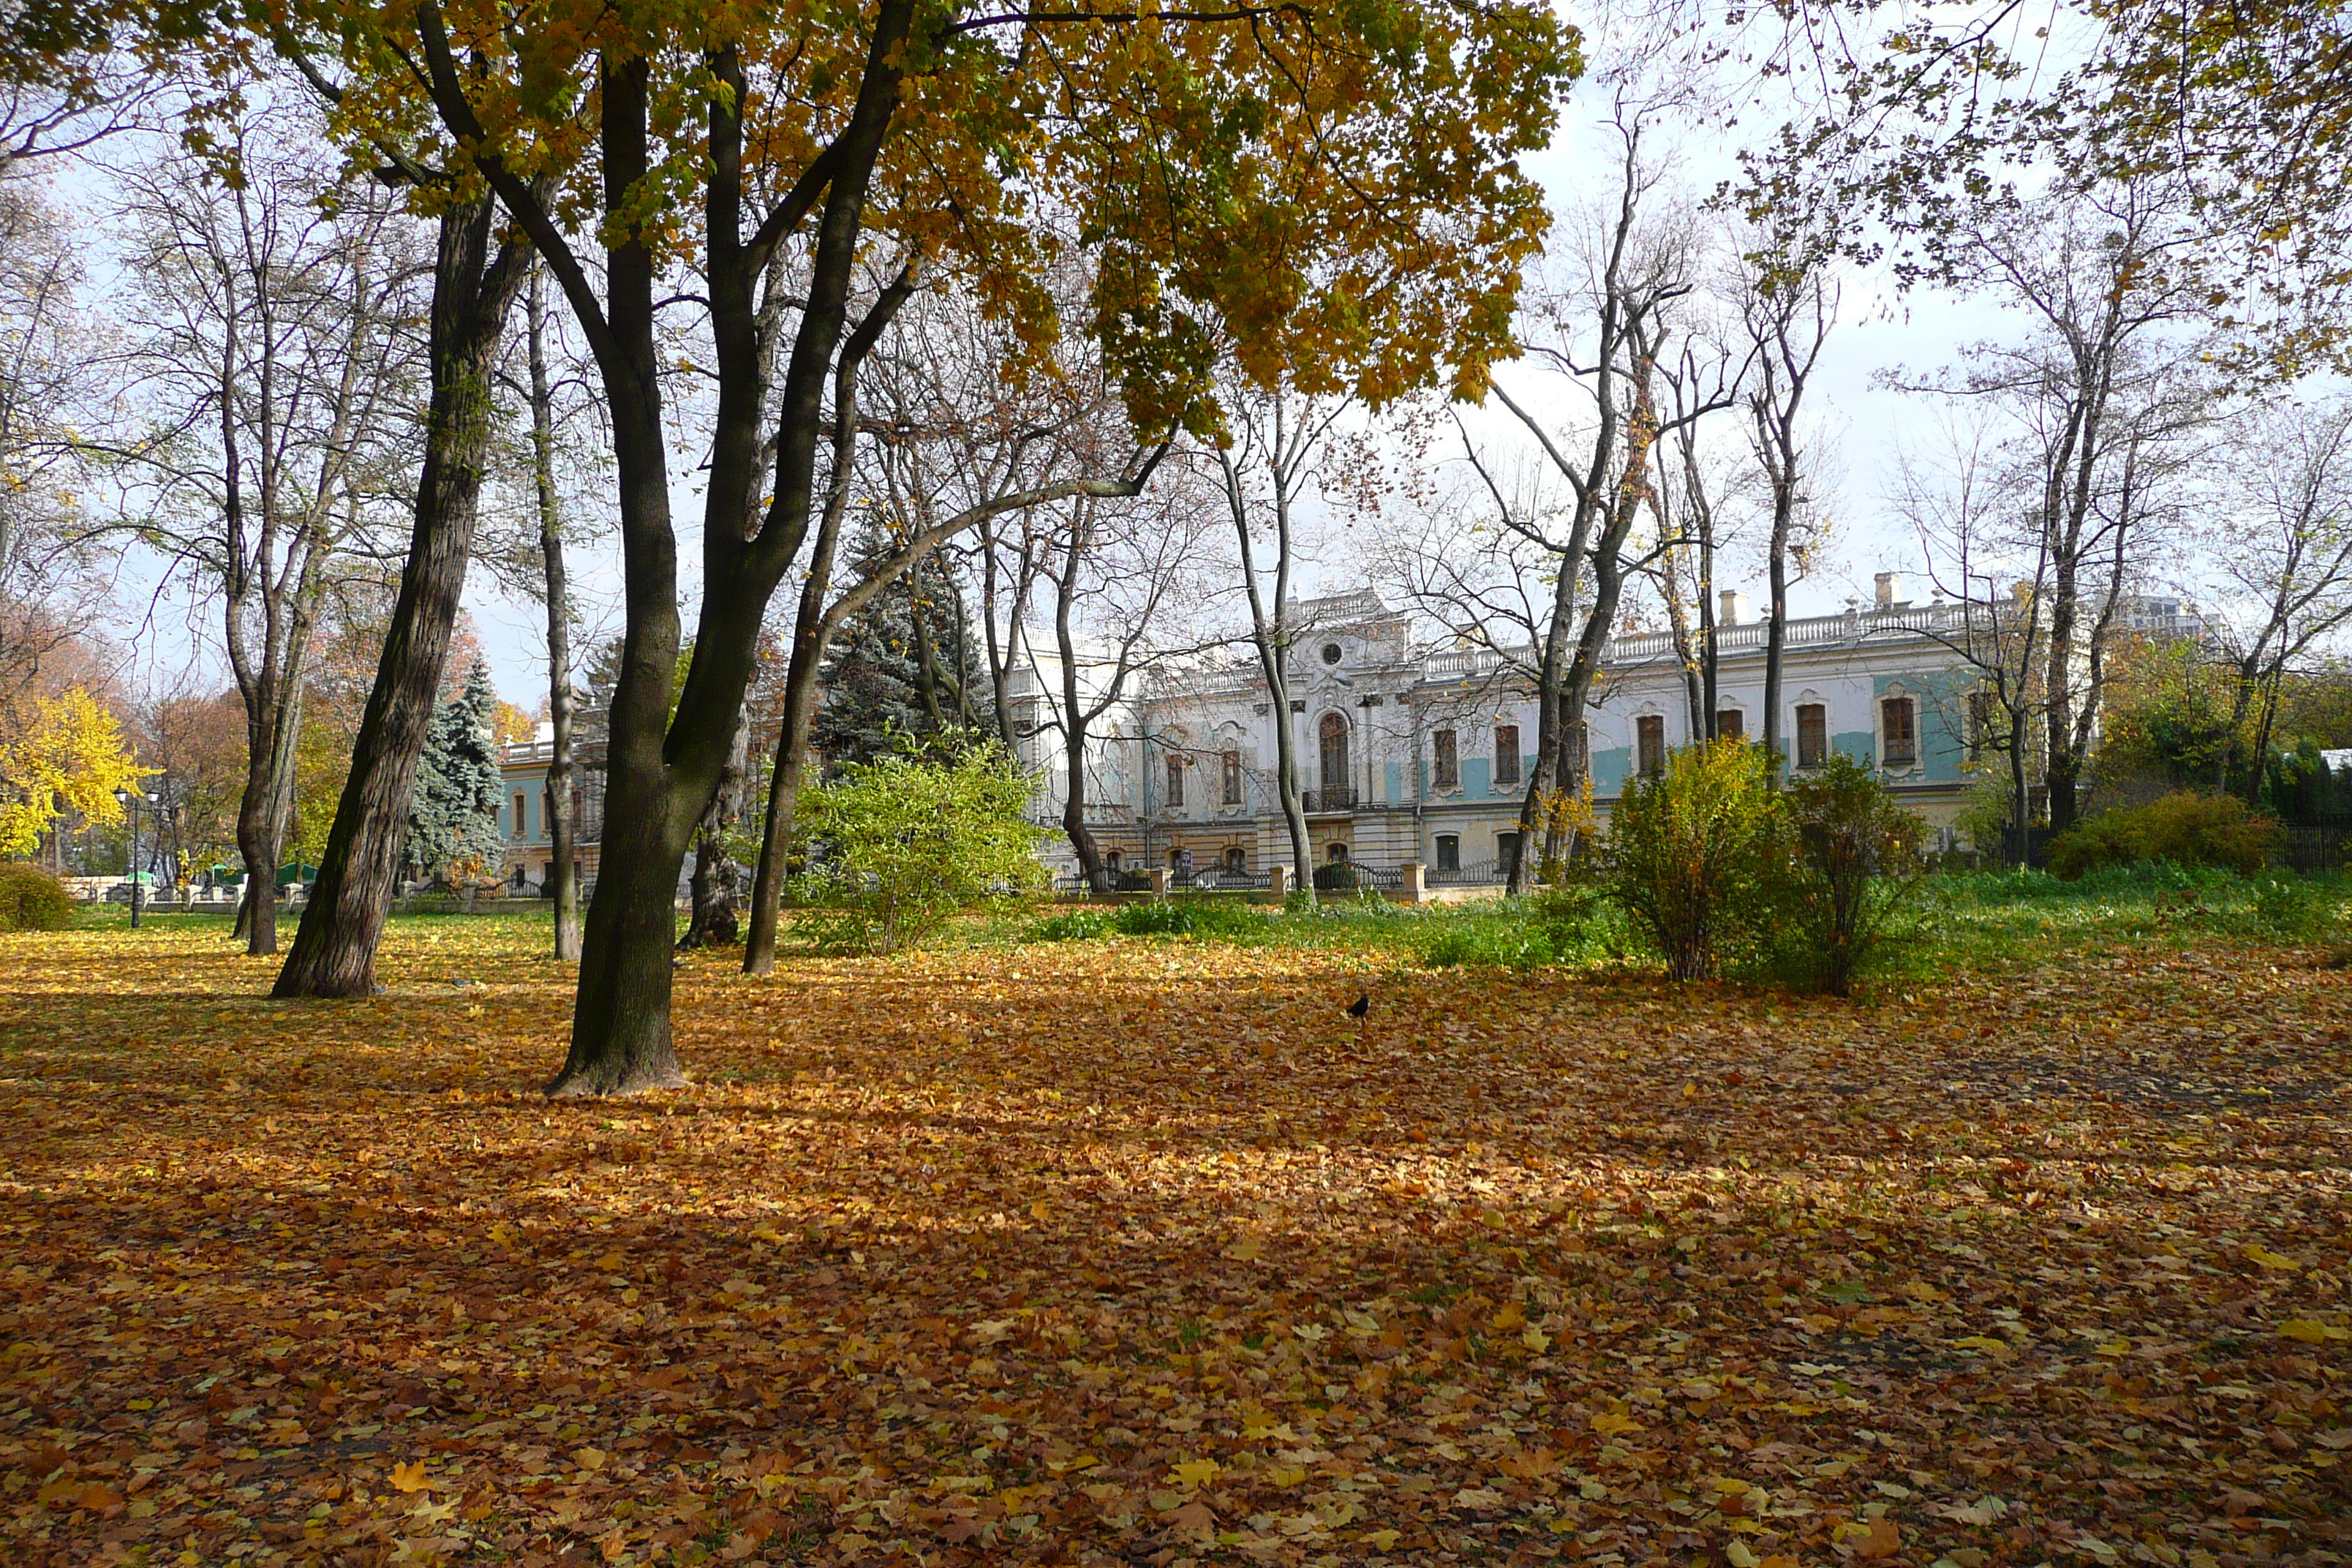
[0,689,147,856]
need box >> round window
[1320,643,1343,665]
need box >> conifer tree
[402,660,505,886]
[811,550,995,768]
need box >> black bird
[1346,992,1370,1019]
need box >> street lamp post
[113,786,158,928]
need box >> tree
[1044,477,1221,892]
[810,538,995,766]
[1454,108,1724,888]
[793,741,1045,957]
[1738,241,1837,774]
[739,281,1169,979]
[2201,398,2352,802]
[138,686,246,889]
[1892,170,2215,832]
[1216,386,1351,906]
[269,120,540,993]
[402,659,504,887]
[358,0,1570,1093]
[103,111,425,954]
[0,176,111,761]
[0,687,143,857]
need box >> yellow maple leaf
[1953,1334,2017,1360]
[1591,1411,1643,1436]
[2280,1319,2348,1343]
[388,1460,431,1493]
[1170,1458,1221,1488]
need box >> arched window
[1224,846,1245,873]
[1318,712,1349,791]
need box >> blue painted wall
[1592,745,1632,796]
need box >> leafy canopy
[0,690,146,858]
[794,739,1045,955]
[284,0,1578,431]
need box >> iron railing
[1300,785,1358,813]
[1428,856,1510,887]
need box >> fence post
[1147,868,1171,900]
[1401,862,1428,904]
[1268,864,1289,900]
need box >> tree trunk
[681,714,748,947]
[274,197,531,997]
[1762,541,1787,769]
[529,268,583,962]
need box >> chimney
[1874,571,1900,610]
[1718,589,1747,626]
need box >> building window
[1221,747,1243,805]
[1319,712,1349,793]
[1224,846,1245,873]
[1327,842,1350,862]
[1714,709,1744,742]
[1882,696,1918,766]
[1106,851,1122,872]
[1494,723,1521,786]
[1636,715,1665,776]
[1432,728,1459,788]
[1165,753,1185,808]
[513,791,529,838]
[1435,834,1460,872]
[1321,642,1343,665]
[1796,703,1828,769]
[1498,831,1523,875]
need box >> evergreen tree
[402,659,506,884]
[811,545,995,768]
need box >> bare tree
[2204,398,2352,799]
[0,176,110,752]
[737,287,1165,976]
[102,115,424,954]
[1738,249,1838,770]
[1895,170,2216,832]
[1215,385,1354,906]
[1898,412,2051,864]
[1453,110,1728,887]
[1039,472,1223,891]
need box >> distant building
[496,721,604,894]
[1011,578,1993,883]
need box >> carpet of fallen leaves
[0,916,2348,1568]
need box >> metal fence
[1428,856,1511,887]
[2280,819,2350,874]
[1300,786,1359,813]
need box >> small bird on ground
[1346,992,1370,1019]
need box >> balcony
[1300,786,1358,814]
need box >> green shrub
[1110,896,1267,941]
[791,742,1046,955]
[2046,791,2278,879]
[1422,923,1555,970]
[1776,755,1926,996]
[2249,875,2337,938]
[1028,908,1112,941]
[1312,862,1360,892]
[1599,740,1785,981]
[0,862,72,932]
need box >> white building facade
[1011,585,1988,885]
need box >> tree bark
[274,197,532,996]
[528,266,582,961]
[680,713,748,947]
